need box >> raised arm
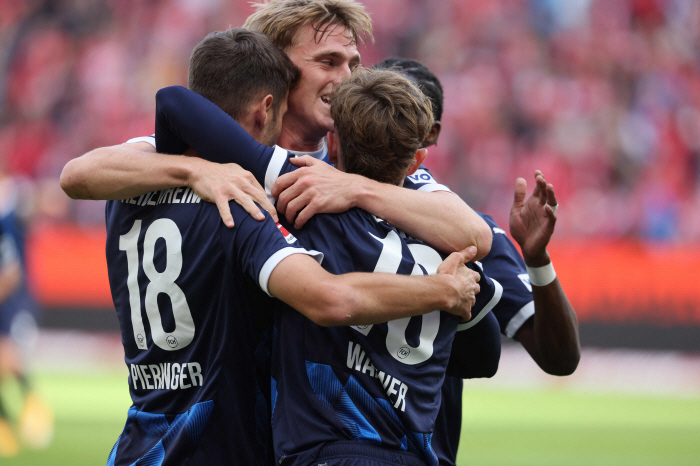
[272,156,492,258]
[268,246,481,326]
[509,171,580,375]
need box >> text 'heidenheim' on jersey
[130,362,203,391]
[121,187,202,207]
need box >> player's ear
[255,94,275,130]
[423,121,441,148]
[407,148,427,176]
[326,131,339,166]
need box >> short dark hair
[374,57,444,122]
[331,67,433,185]
[188,28,298,120]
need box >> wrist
[526,261,556,287]
[350,174,375,210]
[523,250,550,268]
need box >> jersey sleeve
[403,166,452,193]
[477,214,535,338]
[154,86,298,204]
[219,201,323,297]
[445,262,502,379]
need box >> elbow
[473,222,493,261]
[60,159,89,200]
[305,287,355,327]
[542,351,581,377]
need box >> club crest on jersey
[276,222,297,244]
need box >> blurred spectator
[1,0,700,240]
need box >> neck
[277,119,326,152]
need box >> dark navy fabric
[432,213,534,466]
[0,209,35,335]
[153,85,501,466]
[105,185,313,465]
[270,211,500,466]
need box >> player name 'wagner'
[121,187,202,207]
[347,341,408,412]
[130,361,203,391]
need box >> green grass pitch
[2,371,699,465]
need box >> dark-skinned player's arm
[510,171,580,375]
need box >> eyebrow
[315,50,362,65]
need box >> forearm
[60,143,200,200]
[515,262,580,376]
[269,255,460,327]
[352,178,492,257]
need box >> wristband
[526,262,556,286]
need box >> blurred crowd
[1,0,700,241]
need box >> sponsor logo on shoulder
[518,273,532,292]
[493,227,507,235]
[276,222,297,244]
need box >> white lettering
[180,366,191,389]
[188,363,203,387]
[149,364,162,389]
[130,364,140,389]
[346,342,365,371]
[160,363,171,389]
[140,365,154,389]
[172,187,184,203]
[394,383,408,412]
[171,363,180,389]
[387,378,400,398]
[361,358,376,377]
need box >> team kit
[60,1,578,465]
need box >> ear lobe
[407,148,428,176]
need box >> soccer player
[0,200,53,457]
[59,0,493,260]
[152,65,503,466]
[375,57,581,466]
[101,29,480,466]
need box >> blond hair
[331,67,434,185]
[243,0,373,52]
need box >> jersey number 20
[119,219,195,351]
[353,230,443,366]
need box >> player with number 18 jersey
[104,177,320,465]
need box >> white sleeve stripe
[457,278,503,331]
[126,136,156,148]
[258,247,324,297]
[265,146,290,204]
[504,301,535,338]
[417,184,453,193]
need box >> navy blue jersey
[432,213,534,466]
[0,206,35,336]
[105,189,320,465]
[270,210,501,466]
[153,86,501,466]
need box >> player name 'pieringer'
[121,187,202,207]
[346,341,408,412]
[130,362,203,391]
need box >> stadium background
[0,0,699,464]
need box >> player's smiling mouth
[320,95,330,106]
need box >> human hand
[437,246,480,322]
[271,155,358,228]
[509,170,557,266]
[188,158,277,228]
